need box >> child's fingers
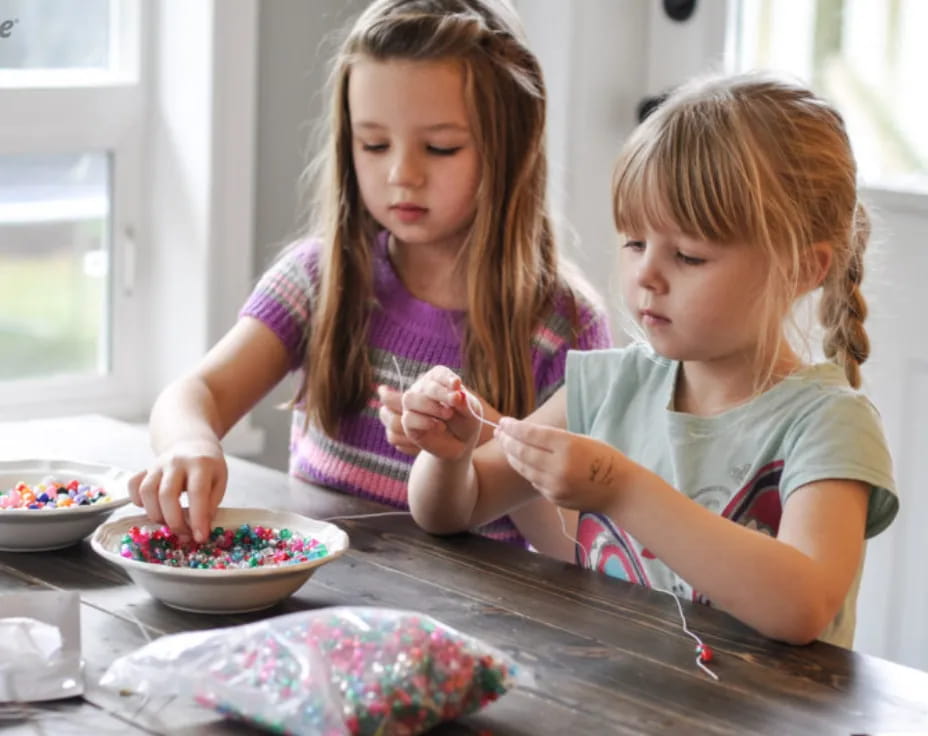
[377,385,403,412]
[159,467,192,539]
[378,404,402,434]
[378,404,420,454]
[418,365,462,392]
[496,417,556,453]
[186,465,213,543]
[137,467,165,523]
[497,429,554,470]
[401,408,442,437]
[127,470,145,507]
[402,385,455,422]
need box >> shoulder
[270,238,323,278]
[535,276,613,353]
[781,363,885,430]
[254,238,324,302]
[567,341,670,382]
[777,364,897,537]
[565,342,673,434]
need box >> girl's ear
[806,241,833,292]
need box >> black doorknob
[663,0,697,22]
[637,93,669,123]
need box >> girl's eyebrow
[352,121,469,133]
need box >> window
[734,0,928,193]
[0,0,143,417]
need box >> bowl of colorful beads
[0,459,133,551]
[90,507,350,614]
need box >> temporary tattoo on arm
[589,456,615,486]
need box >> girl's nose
[388,149,424,188]
[636,252,667,292]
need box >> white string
[658,588,720,681]
[321,511,412,522]
[461,388,500,430]
[389,359,717,679]
[390,356,406,392]
[556,507,719,680]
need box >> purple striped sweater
[241,231,612,544]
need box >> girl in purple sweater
[129,0,611,551]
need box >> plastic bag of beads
[99,606,520,735]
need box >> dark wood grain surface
[1,415,926,735]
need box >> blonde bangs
[613,99,764,247]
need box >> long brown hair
[298,0,571,434]
[612,72,869,388]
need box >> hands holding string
[385,365,627,512]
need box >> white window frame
[0,0,144,420]
[0,0,264,453]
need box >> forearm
[607,466,845,644]
[407,452,480,535]
[149,377,225,453]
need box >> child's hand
[377,385,420,456]
[494,417,625,511]
[401,366,482,460]
[127,438,227,544]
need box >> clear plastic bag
[100,606,520,735]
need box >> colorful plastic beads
[194,608,515,735]
[118,523,328,569]
[0,478,112,510]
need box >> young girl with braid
[399,72,898,646]
[128,0,610,550]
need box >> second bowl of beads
[90,507,350,614]
[0,459,133,551]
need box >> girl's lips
[391,203,427,223]
[640,309,670,326]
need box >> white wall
[251,0,367,472]
[518,0,649,340]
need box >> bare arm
[611,471,868,644]
[405,374,574,557]
[495,419,870,644]
[133,317,292,541]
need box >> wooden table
[1,415,926,735]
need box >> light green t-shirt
[567,343,898,648]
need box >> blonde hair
[297,0,576,435]
[613,72,869,388]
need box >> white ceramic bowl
[90,507,350,614]
[0,459,133,551]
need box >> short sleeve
[240,240,319,369]
[566,348,622,435]
[533,289,613,406]
[781,392,898,538]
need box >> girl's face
[348,57,481,255]
[619,228,772,367]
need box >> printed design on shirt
[577,461,784,602]
[576,512,651,585]
[719,460,784,536]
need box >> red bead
[696,644,714,663]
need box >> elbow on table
[408,504,468,537]
[759,598,837,646]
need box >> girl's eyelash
[427,145,461,156]
[622,240,705,265]
[358,143,462,156]
[677,252,705,265]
